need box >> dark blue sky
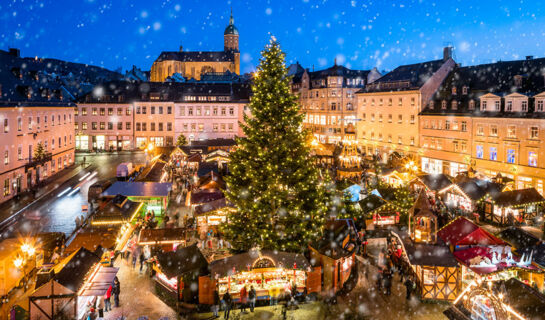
[2,0,545,74]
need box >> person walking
[104,285,112,312]
[404,275,416,300]
[212,286,220,318]
[239,285,248,314]
[384,268,393,296]
[139,251,145,273]
[223,291,232,320]
[113,276,121,307]
[249,285,256,313]
[96,295,105,319]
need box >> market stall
[90,195,144,226]
[358,194,401,229]
[484,188,545,225]
[309,219,359,296]
[438,178,497,215]
[444,278,545,320]
[30,247,102,320]
[138,227,188,251]
[408,190,438,244]
[392,231,461,301]
[152,244,209,306]
[412,173,453,196]
[203,249,311,304]
[102,181,172,215]
[194,198,235,233]
[438,217,506,251]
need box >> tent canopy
[79,266,119,296]
[438,217,505,247]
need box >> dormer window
[429,101,435,109]
[452,87,457,95]
[514,75,524,87]
[451,100,458,110]
[441,100,447,109]
[481,100,487,111]
[506,100,513,112]
[522,100,528,112]
[462,86,468,95]
[469,100,475,110]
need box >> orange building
[356,48,456,161]
[421,57,545,194]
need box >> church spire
[229,7,234,25]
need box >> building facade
[356,48,456,161]
[0,54,75,203]
[421,57,545,193]
[291,63,381,144]
[150,12,240,82]
[76,82,251,150]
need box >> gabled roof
[37,247,100,292]
[363,59,446,92]
[438,217,505,247]
[102,181,172,198]
[92,195,141,223]
[309,64,370,80]
[395,231,457,267]
[310,219,359,260]
[442,177,503,201]
[497,227,541,251]
[155,244,208,278]
[155,51,236,63]
[190,189,224,205]
[492,188,545,207]
[416,173,453,192]
[139,228,187,244]
[358,194,386,214]
[194,198,232,215]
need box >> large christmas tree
[222,38,330,252]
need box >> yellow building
[421,57,545,194]
[356,48,455,161]
[150,12,240,82]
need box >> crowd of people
[374,236,416,301]
[84,276,121,320]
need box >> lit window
[529,151,538,167]
[507,149,516,164]
[476,145,483,159]
[507,125,516,138]
[490,147,497,161]
[490,125,498,136]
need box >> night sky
[2,0,545,74]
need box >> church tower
[223,9,240,74]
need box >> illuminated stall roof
[497,227,541,251]
[155,243,208,279]
[209,249,310,278]
[438,217,506,247]
[452,246,538,275]
[491,188,545,207]
[396,231,458,267]
[416,173,453,192]
[194,198,233,215]
[138,227,188,245]
[102,181,172,198]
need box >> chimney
[179,45,183,52]
[8,48,20,57]
[526,55,534,60]
[443,46,453,61]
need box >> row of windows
[303,102,354,111]
[135,122,173,132]
[362,113,416,124]
[3,135,72,165]
[182,95,231,102]
[475,145,538,167]
[423,120,468,131]
[423,139,468,153]
[362,97,416,107]
[76,122,131,131]
[3,114,72,133]
[179,106,235,117]
[301,89,355,99]
[77,107,132,116]
[475,124,539,139]
[433,97,544,112]
[361,131,415,145]
[180,123,234,132]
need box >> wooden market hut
[194,198,235,233]
[484,188,545,225]
[197,171,225,190]
[201,249,314,305]
[30,247,118,320]
[311,143,336,166]
[138,227,189,251]
[102,181,172,215]
[309,219,359,296]
[358,194,401,229]
[153,243,209,306]
[413,173,453,195]
[444,278,545,320]
[409,190,438,244]
[90,194,144,226]
[377,167,409,188]
[438,178,502,215]
[393,231,460,301]
[65,227,119,255]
